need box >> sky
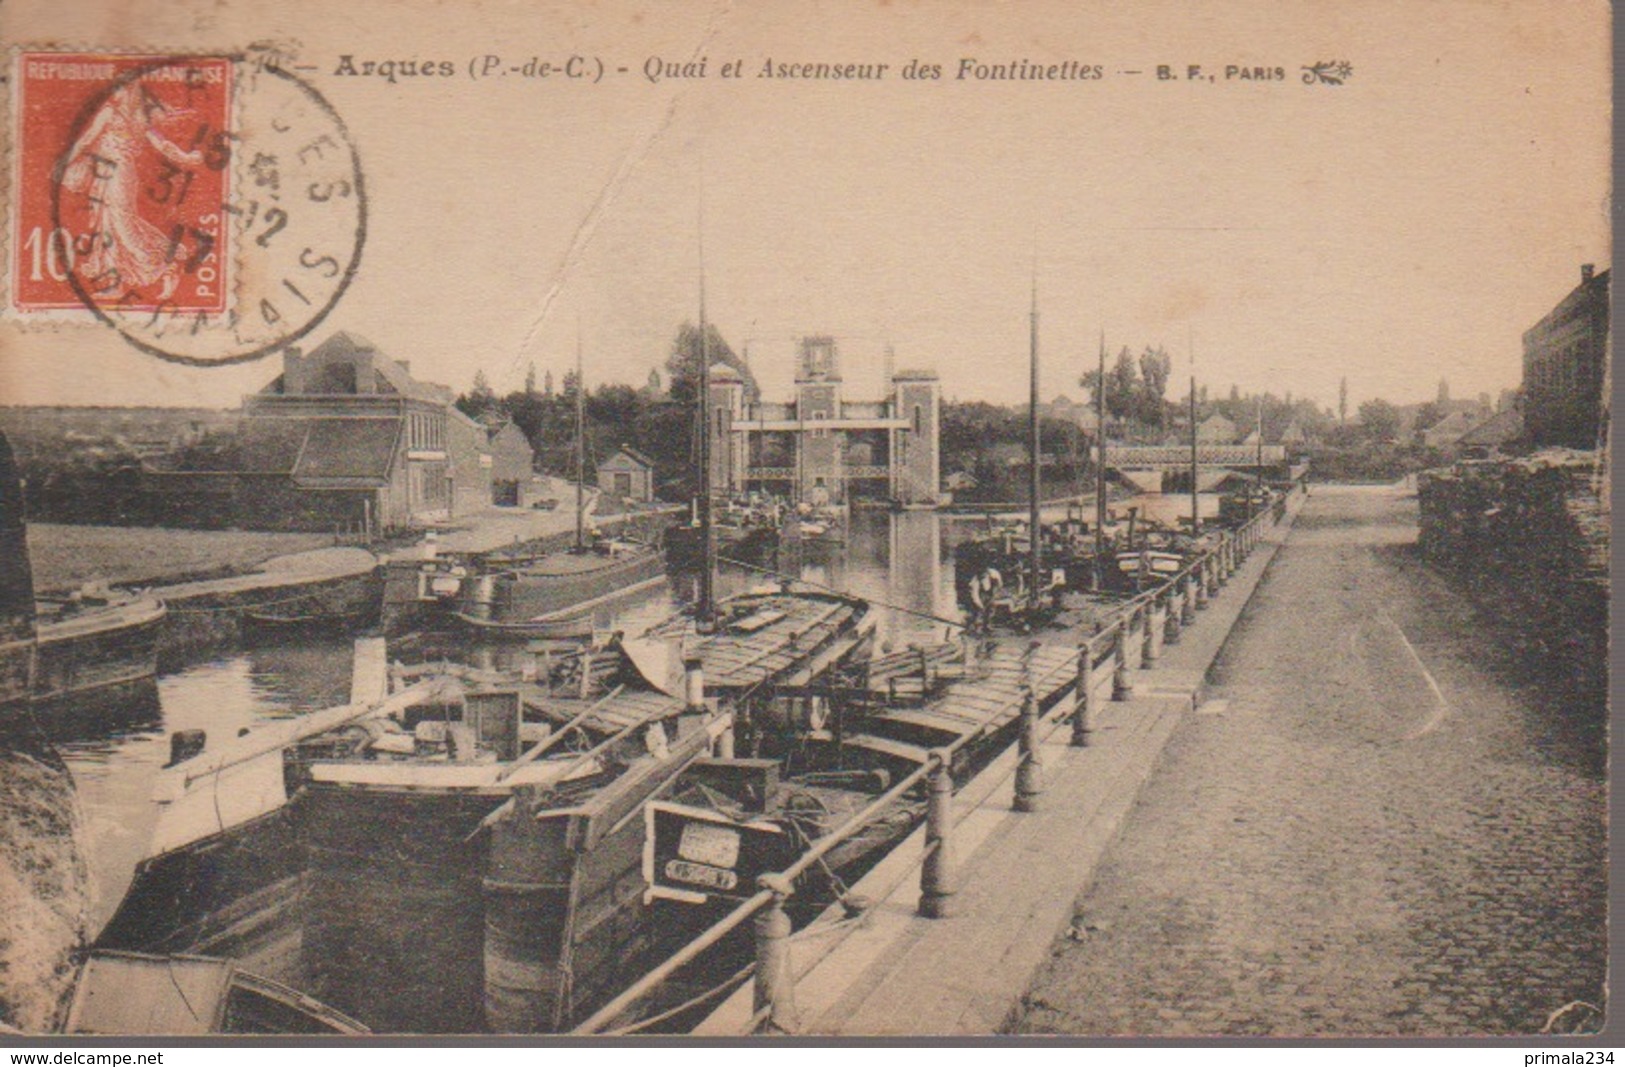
[0,0,1611,413]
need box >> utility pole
[696,219,715,629]
[1093,330,1107,588]
[1027,271,1042,615]
[1256,393,1265,479]
[1190,373,1199,535]
[574,323,585,550]
[1188,324,1200,536]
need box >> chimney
[1582,264,1595,283]
[282,346,304,393]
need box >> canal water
[57,507,976,934]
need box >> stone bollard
[1014,687,1042,812]
[753,873,801,1034]
[1111,626,1134,701]
[1164,594,1183,645]
[1194,563,1210,610]
[918,751,956,918]
[1071,643,1093,746]
[1181,576,1197,625]
[1142,601,1162,666]
[1205,555,1220,598]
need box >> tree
[1105,348,1138,425]
[1079,368,1103,412]
[502,389,554,465]
[632,402,696,501]
[1413,400,1445,437]
[585,383,640,439]
[665,321,756,406]
[1135,345,1172,427]
[1357,398,1401,442]
[1338,377,1348,426]
[523,363,537,397]
[456,370,498,419]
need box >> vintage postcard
[0,0,1610,1045]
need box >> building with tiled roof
[233,332,492,531]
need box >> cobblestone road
[1014,484,1607,1037]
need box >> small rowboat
[66,949,369,1035]
[451,607,595,639]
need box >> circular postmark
[46,53,365,366]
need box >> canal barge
[94,660,456,966]
[451,536,667,639]
[294,587,872,1034]
[291,640,723,1033]
[32,589,165,704]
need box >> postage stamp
[11,52,233,315]
[8,48,366,367]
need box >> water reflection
[57,639,354,929]
[667,508,963,648]
[56,511,965,933]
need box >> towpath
[1013,484,1607,1036]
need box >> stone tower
[796,336,844,504]
[706,362,747,495]
[891,368,940,506]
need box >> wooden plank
[873,707,987,735]
[842,734,932,763]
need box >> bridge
[1104,443,1287,468]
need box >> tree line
[458,325,1488,502]
[456,322,757,501]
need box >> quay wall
[1416,451,1606,706]
[152,508,680,668]
[153,567,383,670]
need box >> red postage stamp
[10,52,233,315]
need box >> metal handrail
[1101,485,1284,633]
[572,647,1075,1034]
[571,477,1303,1035]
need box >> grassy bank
[25,523,336,594]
